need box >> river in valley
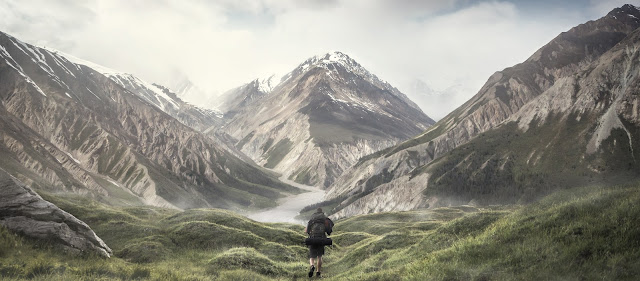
[247,175,325,225]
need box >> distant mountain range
[0,31,298,210]
[168,75,222,113]
[217,51,435,188]
[2,4,638,224]
[325,4,640,219]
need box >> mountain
[0,31,298,210]
[168,75,221,112]
[325,4,640,219]
[219,51,435,188]
[217,75,279,119]
[54,52,224,132]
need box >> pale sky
[1,0,637,119]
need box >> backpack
[308,212,333,238]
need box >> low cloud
[0,0,634,117]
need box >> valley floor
[0,181,639,280]
[247,175,325,224]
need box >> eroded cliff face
[0,31,296,210]
[221,52,434,188]
[0,169,112,257]
[326,5,640,218]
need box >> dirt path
[247,175,325,225]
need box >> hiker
[304,208,334,278]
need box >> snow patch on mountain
[44,47,181,111]
[286,51,394,92]
[109,73,180,110]
[46,47,121,75]
[0,44,47,97]
[257,74,279,93]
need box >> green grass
[263,139,293,169]
[415,113,640,206]
[289,166,313,185]
[1,182,639,280]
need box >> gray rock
[0,169,112,257]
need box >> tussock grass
[208,247,287,276]
[169,221,264,249]
[1,182,639,280]
[332,232,375,247]
[117,240,170,263]
[164,209,305,245]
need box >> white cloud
[0,0,630,118]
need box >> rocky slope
[220,52,434,188]
[0,31,298,210]
[326,4,640,219]
[0,169,112,257]
[217,76,278,119]
[57,52,224,132]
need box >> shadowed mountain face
[0,31,298,210]
[325,4,640,219]
[219,51,435,188]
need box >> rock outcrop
[0,169,112,257]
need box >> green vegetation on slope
[264,139,293,169]
[414,114,640,206]
[1,182,639,280]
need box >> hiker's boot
[316,272,322,278]
[308,265,315,278]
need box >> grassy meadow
[1,182,639,280]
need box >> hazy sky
[1,0,637,119]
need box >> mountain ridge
[325,4,640,219]
[0,30,299,211]
[219,50,435,188]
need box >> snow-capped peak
[315,51,356,65]
[287,51,395,92]
[302,51,362,71]
[256,74,279,93]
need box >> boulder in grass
[0,169,112,257]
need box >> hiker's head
[316,208,323,213]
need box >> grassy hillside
[1,182,639,280]
[414,115,640,206]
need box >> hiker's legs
[317,256,322,272]
[309,258,315,266]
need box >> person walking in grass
[305,208,334,278]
